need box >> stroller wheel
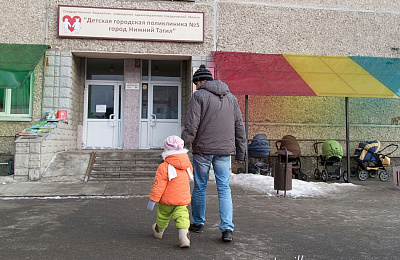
[358,170,368,181]
[314,169,321,180]
[301,172,308,181]
[379,171,389,182]
[236,167,245,174]
[321,170,328,182]
[343,171,349,183]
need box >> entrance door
[140,83,181,148]
[84,83,123,149]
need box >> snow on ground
[230,174,358,198]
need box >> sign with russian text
[58,5,204,42]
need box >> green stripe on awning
[0,43,49,89]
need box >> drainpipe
[45,0,50,45]
[213,0,218,51]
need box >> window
[141,60,181,81]
[86,58,124,81]
[0,74,32,120]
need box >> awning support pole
[245,95,249,173]
[345,97,351,182]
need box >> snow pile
[230,174,358,198]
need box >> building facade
[1,0,399,179]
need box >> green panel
[0,43,48,89]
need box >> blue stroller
[354,141,398,181]
[247,134,271,175]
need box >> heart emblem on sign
[62,15,81,32]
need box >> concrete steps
[90,150,163,180]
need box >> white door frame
[83,81,124,149]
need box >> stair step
[89,150,163,180]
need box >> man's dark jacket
[182,80,247,161]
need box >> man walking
[182,64,246,242]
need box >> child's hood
[162,149,192,170]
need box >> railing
[83,151,96,182]
[248,138,400,156]
[245,137,400,181]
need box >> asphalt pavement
[0,176,399,260]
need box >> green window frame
[0,73,33,121]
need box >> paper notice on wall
[96,105,107,113]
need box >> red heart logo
[62,15,81,32]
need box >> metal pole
[345,97,351,182]
[245,95,249,173]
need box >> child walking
[147,135,194,248]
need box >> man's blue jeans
[191,154,234,232]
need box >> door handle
[150,114,156,127]
[109,114,116,127]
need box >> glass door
[149,84,180,148]
[139,60,182,149]
[84,83,123,149]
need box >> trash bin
[274,147,292,197]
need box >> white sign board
[125,83,139,90]
[96,105,107,113]
[58,5,204,42]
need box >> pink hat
[164,135,184,151]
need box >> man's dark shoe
[189,223,204,233]
[222,230,233,242]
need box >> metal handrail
[83,151,96,182]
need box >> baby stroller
[275,135,307,181]
[313,140,346,182]
[354,141,398,181]
[246,134,271,175]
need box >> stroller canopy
[248,134,271,157]
[322,140,343,159]
[354,140,381,162]
[279,135,301,158]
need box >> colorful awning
[212,51,400,98]
[0,43,49,89]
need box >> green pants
[156,204,190,229]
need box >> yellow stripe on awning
[283,54,398,98]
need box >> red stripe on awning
[212,51,316,96]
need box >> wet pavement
[0,176,399,260]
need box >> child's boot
[178,229,190,248]
[152,223,165,239]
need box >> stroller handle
[275,140,280,150]
[313,141,324,154]
[379,144,399,156]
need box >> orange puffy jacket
[149,152,193,206]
